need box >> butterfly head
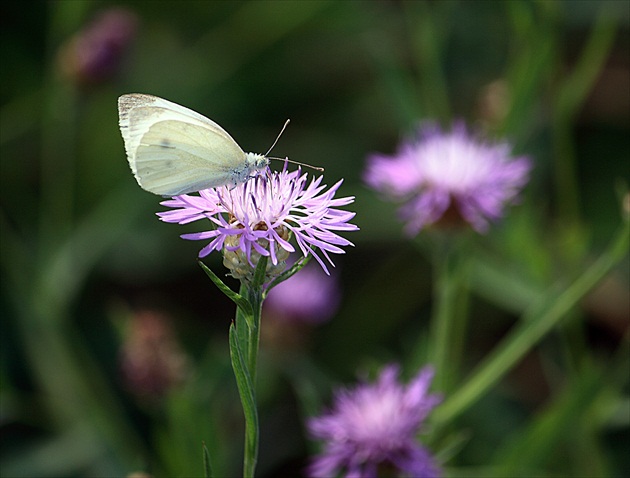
[246,152,270,173]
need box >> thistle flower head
[307,365,442,478]
[364,122,532,235]
[158,168,358,281]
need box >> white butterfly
[118,93,273,196]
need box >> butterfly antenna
[268,156,324,172]
[265,119,324,171]
[265,119,324,172]
[265,119,291,156]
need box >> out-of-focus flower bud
[57,8,138,86]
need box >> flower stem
[206,255,276,478]
[231,280,264,478]
[429,239,470,396]
[245,284,263,385]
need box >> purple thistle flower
[157,168,358,279]
[364,122,532,235]
[57,8,138,86]
[307,365,442,478]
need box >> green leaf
[228,322,259,478]
[202,441,213,478]
[197,260,253,317]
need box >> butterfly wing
[118,94,247,196]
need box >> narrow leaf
[198,260,253,316]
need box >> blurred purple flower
[264,262,340,324]
[120,310,188,401]
[58,8,137,85]
[364,122,532,235]
[158,168,358,279]
[307,365,442,478]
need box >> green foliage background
[1,1,628,477]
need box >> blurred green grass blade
[369,55,422,127]
[554,11,618,121]
[0,208,34,302]
[189,0,334,91]
[433,216,629,427]
[434,429,471,469]
[203,441,213,478]
[38,187,148,313]
[501,1,556,140]
[0,423,121,478]
[37,1,94,258]
[156,361,228,478]
[498,364,604,475]
[365,1,452,125]
[404,1,452,122]
[1,195,150,472]
[495,338,629,475]
[552,10,619,221]
[470,254,543,315]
